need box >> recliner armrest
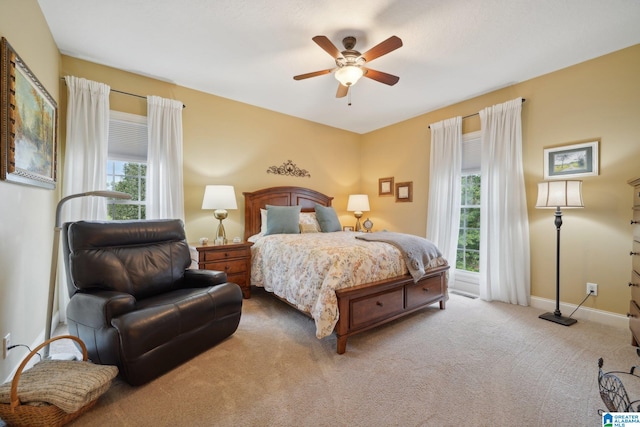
[181,269,228,288]
[67,290,136,328]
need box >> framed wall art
[395,181,413,203]
[1,37,57,189]
[378,177,394,196]
[543,140,598,180]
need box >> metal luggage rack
[598,358,640,414]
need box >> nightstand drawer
[195,242,253,299]
[206,259,247,275]
[202,247,249,262]
[226,272,247,287]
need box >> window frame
[455,131,481,293]
[106,111,148,220]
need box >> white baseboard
[530,296,628,329]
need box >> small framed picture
[343,226,354,232]
[378,177,394,196]
[543,141,599,179]
[395,181,413,203]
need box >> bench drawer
[350,288,404,329]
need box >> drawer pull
[422,288,429,292]
[633,220,639,225]
[628,313,637,318]
[632,251,640,256]
[376,301,384,307]
[630,282,639,287]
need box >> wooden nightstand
[195,242,253,298]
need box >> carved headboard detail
[242,186,333,241]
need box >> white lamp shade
[202,185,238,210]
[335,66,364,87]
[347,194,370,212]
[536,180,584,208]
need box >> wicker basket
[0,335,99,427]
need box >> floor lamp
[43,190,131,358]
[535,180,584,326]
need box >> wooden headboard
[243,186,333,241]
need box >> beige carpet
[50,288,638,426]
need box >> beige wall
[60,57,363,244]
[362,44,640,316]
[0,0,61,382]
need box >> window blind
[108,111,148,162]
[462,131,481,174]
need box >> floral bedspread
[250,231,447,339]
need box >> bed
[243,186,449,354]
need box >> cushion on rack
[0,359,118,413]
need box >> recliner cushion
[67,220,191,299]
[112,284,241,361]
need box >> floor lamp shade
[202,185,237,243]
[536,180,584,209]
[347,194,370,232]
[535,180,584,326]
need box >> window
[457,174,480,272]
[456,131,481,280]
[106,111,147,220]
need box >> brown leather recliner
[62,219,242,386]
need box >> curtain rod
[428,98,526,129]
[60,77,186,108]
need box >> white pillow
[260,208,268,234]
[299,212,320,232]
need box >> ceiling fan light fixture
[335,65,364,87]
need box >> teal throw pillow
[265,205,301,235]
[314,204,341,232]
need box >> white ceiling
[38,0,640,134]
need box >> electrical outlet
[587,282,598,296]
[2,333,10,359]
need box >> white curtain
[146,96,185,220]
[59,76,111,321]
[479,97,530,305]
[426,117,462,285]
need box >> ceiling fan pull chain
[348,89,352,106]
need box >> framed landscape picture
[543,141,598,180]
[1,37,57,189]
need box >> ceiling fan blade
[363,68,400,86]
[360,36,403,62]
[293,69,334,80]
[336,83,349,98]
[312,35,342,59]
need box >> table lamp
[347,194,370,232]
[202,185,237,244]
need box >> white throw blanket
[356,232,444,282]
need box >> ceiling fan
[293,35,403,98]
